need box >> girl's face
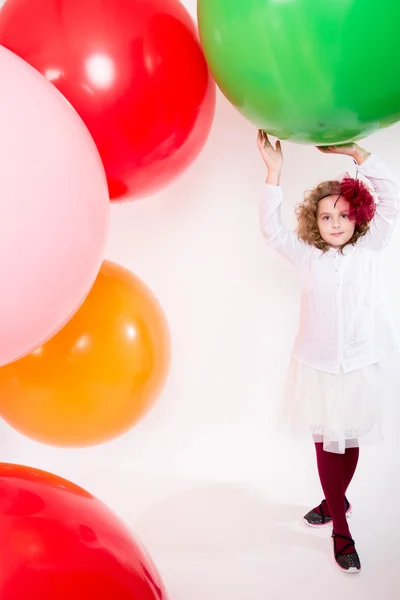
[317,194,356,247]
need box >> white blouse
[259,154,400,374]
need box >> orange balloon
[0,261,170,447]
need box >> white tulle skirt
[279,357,382,454]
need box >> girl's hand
[257,129,283,173]
[316,143,371,165]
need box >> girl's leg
[314,442,355,554]
[307,437,358,521]
[343,442,359,493]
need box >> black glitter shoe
[303,497,351,528]
[331,532,361,573]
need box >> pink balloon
[0,46,109,366]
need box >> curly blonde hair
[295,180,371,255]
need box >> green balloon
[197,0,400,144]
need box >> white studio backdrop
[1,0,400,597]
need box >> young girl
[257,130,400,574]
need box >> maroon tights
[314,442,359,553]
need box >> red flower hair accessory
[340,176,376,225]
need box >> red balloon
[0,0,215,201]
[0,464,168,600]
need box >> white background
[1,0,400,597]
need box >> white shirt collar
[325,244,355,257]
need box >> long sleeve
[259,183,311,268]
[356,154,400,251]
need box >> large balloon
[0,463,167,600]
[0,261,170,447]
[198,0,400,144]
[0,46,109,367]
[0,0,216,201]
